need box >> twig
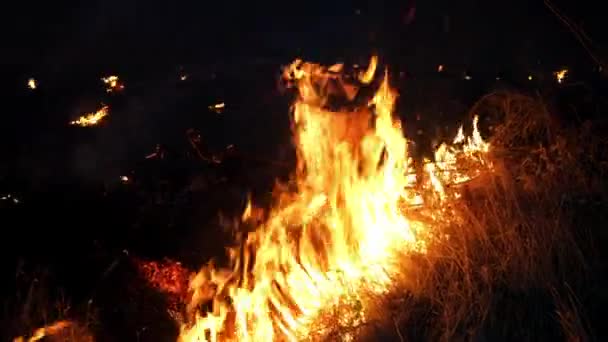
[544,0,604,68]
[392,316,405,342]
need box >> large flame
[179,57,490,341]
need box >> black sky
[2,0,605,78]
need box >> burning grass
[174,61,603,341]
[69,105,109,127]
[3,263,96,342]
[6,63,606,341]
[359,91,604,341]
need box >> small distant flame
[437,64,444,72]
[528,75,533,81]
[1,193,20,204]
[70,105,109,127]
[102,75,124,92]
[27,78,37,90]
[208,102,225,114]
[555,69,568,84]
[120,175,130,183]
[180,74,189,81]
[13,320,72,342]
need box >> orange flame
[555,69,568,84]
[102,75,124,92]
[70,105,109,127]
[13,321,72,342]
[179,57,490,341]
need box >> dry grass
[314,90,606,341]
[2,262,96,342]
[379,91,606,341]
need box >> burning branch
[69,105,109,127]
[544,0,606,72]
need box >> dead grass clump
[2,261,96,342]
[382,91,603,341]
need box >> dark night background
[1,0,607,340]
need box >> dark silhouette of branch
[544,0,605,71]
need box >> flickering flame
[432,116,491,187]
[70,105,109,127]
[358,55,377,84]
[102,75,124,92]
[179,58,490,341]
[209,102,225,113]
[27,78,37,90]
[437,64,444,72]
[13,321,72,342]
[555,69,568,83]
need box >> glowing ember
[27,78,37,90]
[136,258,192,298]
[102,75,124,92]
[13,320,72,342]
[178,57,490,341]
[208,102,225,114]
[555,69,568,83]
[70,105,109,127]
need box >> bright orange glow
[179,58,490,341]
[70,105,109,127]
[555,69,568,83]
[209,102,225,113]
[102,75,124,92]
[136,258,192,298]
[13,321,72,342]
[358,55,378,83]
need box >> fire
[136,258,192,298]
[179,57,490,341]
[13,320,72,342]
[555,69,568,83]
[209,102,225,114]
[70,105,109,127]
[27,78,37,90]
[358,55,377,84]
[102,75,124,92]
